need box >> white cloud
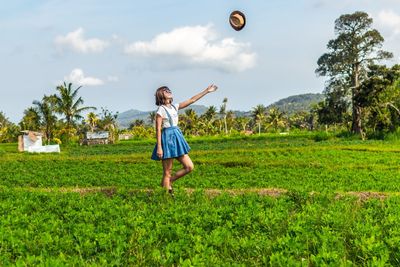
[64,69,104,86]
[376,10,400,36]
[124,25,256,72]
[55,28,109,53]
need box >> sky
[1,0,400,123]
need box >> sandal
[168,188,174,198]
[168,183,174,197]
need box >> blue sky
[1,0,400,123]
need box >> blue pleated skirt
[151,126,191,160]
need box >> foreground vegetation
[2,189,400,266]
[1,133,400,265]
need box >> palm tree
[235,117,251,132]
[265,107,287,132]
[226,110,235,134]
[200,106,217,135]
[219,98,228,134]
[19,107,41,131]
[203,106,217,121]
[33,96,57,144]
[129,119,145,129]
[252,104,267,135]
[51,82,95,130]
[183,109,198,135]
[86,112,99,132]
[148,111,156,127]
[97,108,119,143]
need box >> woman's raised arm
[178,84,218,109]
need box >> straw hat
[229,10,246,31]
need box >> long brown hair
[155,86,172,106]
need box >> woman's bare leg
[161,158,174,190]
[170,154,194,183]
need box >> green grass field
[1,133,400,265]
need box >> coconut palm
[51,82,95,130]
[19,107,41,131]
[181,109,198,135]
[203,106,217,121]
[33,96,57,144]
[129,119,145,129]
[226,110,235,133]
[86,112,99,132]
[235,117,251,132]
[219,98,228,134]
[199,106,217,135]
[265,107,287,132]
[148,111,156,126]
[97,108,119,143]
[252,104,267,135]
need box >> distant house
[81,131,109,145]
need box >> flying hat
[229,10,246,31]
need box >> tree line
[1,11,400,143]
[0,82,118,144]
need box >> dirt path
[8,186,398,200]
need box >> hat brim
[229,10,246,31]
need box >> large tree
[316,11,393,138]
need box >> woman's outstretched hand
[206,84,218,93]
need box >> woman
[151,84,218,194]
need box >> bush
[384,127,400,142]
[313,131,331,142]
[335,130,361,140]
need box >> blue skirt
[151,126,190,160]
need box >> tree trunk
[352,104,365,139]
[224,116,227,135]
[351,63,364,139]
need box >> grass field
[1,133,400,265]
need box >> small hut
[18,131,60,153]
[81,131,109,145]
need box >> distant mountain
[117,105,210,128]
[117,93,325,128]
[267,93,325,115]
[117,109,150,128]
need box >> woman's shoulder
[156,105,165,114]
[167,103,179,111]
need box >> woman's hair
[155,86,172,106]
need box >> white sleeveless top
[156,104,179,128]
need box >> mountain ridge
[117,93,324,128]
